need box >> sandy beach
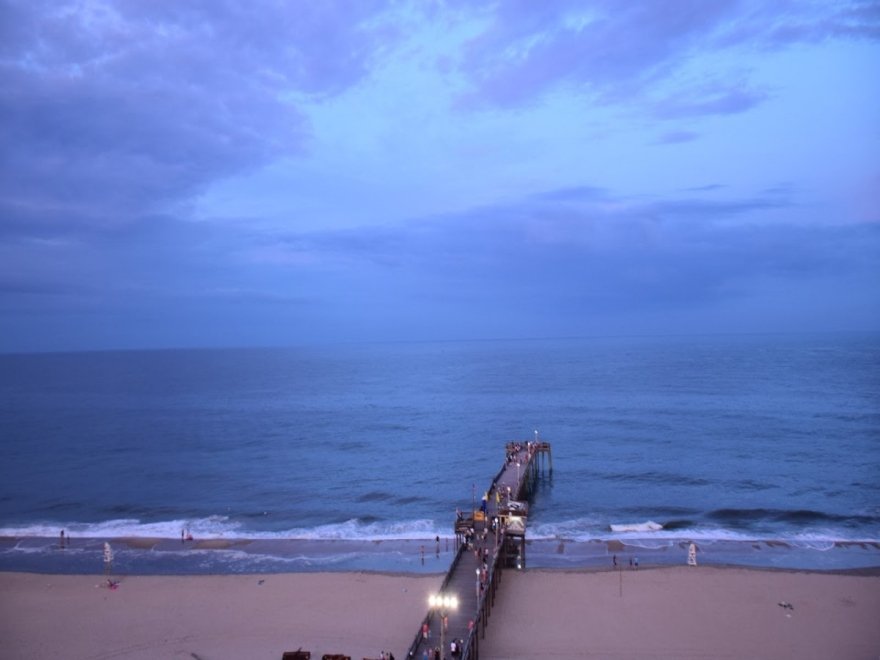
[1,567,878,660]
[480,567,880,660]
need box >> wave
[528,518,880,544]
[609,521,663,533]
[2,511,878,546]
[0,516,449,542]
[707,508,879,528]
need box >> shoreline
[2,565,878,660]
[2,534,879,576]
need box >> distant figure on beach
[629,558,633,569]
[634,557,639,570]
[613,554,617,568]
[60,530,65,549]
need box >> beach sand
[1,567,878,659]
[0,571,441,660]
[481,566,880,660]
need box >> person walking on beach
[59,530,65,549]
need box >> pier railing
[404,541,468,659]
[406,439,552,660]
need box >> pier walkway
[406,439,552,660]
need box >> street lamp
[428,593,458,660]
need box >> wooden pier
[406,439,552,660]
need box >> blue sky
[1,0,878,352]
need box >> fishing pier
[406,438,552,660]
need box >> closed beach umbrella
[103,542,114,574]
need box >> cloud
[725,0,880,48]
[530,185,610,203]
[457,1,740,108]
[655,130,700,144]
[254,184,876,317]
[0,0,393,237]
[2,179,877,350]
[652,84,769,119]
[455,1,878,112]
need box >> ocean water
[1,333,878,573]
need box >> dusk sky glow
[2,0,879,352]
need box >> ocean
[1,333,878,574]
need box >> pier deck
[407,439,552,660]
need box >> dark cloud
[0,0,391,237]
[2,181,877,350]
[263,186,877,319]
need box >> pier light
[428,592,458,657]
[428,593,458,610]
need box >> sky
[1,0,879,352]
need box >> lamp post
[428,593,458,660]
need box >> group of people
[421,639,464,659]
[611,554,639,569]
[505,440,538,464]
